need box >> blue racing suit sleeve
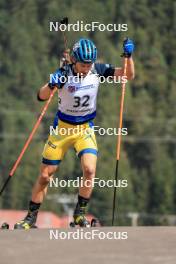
[94,63,115,78]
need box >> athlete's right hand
[48,67,68,90]
[48,72,61,90]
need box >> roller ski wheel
[91,218,100,227]
[0,222,9,229]
[70,222,76,228]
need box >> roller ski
[14,210,38,230]
[70,217,99,228]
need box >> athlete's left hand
[122,38,135,58]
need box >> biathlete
[14,37,135,229]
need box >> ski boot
[72,215,91,227]
[70,206,91,228]
[14,210,38,230]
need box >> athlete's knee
[38,172,53,185]
[38,165,57,185]
[83,166,96,180]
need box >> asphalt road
[0,227,176,264]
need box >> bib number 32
[73,95,90,107]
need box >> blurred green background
[0,0,176,225]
